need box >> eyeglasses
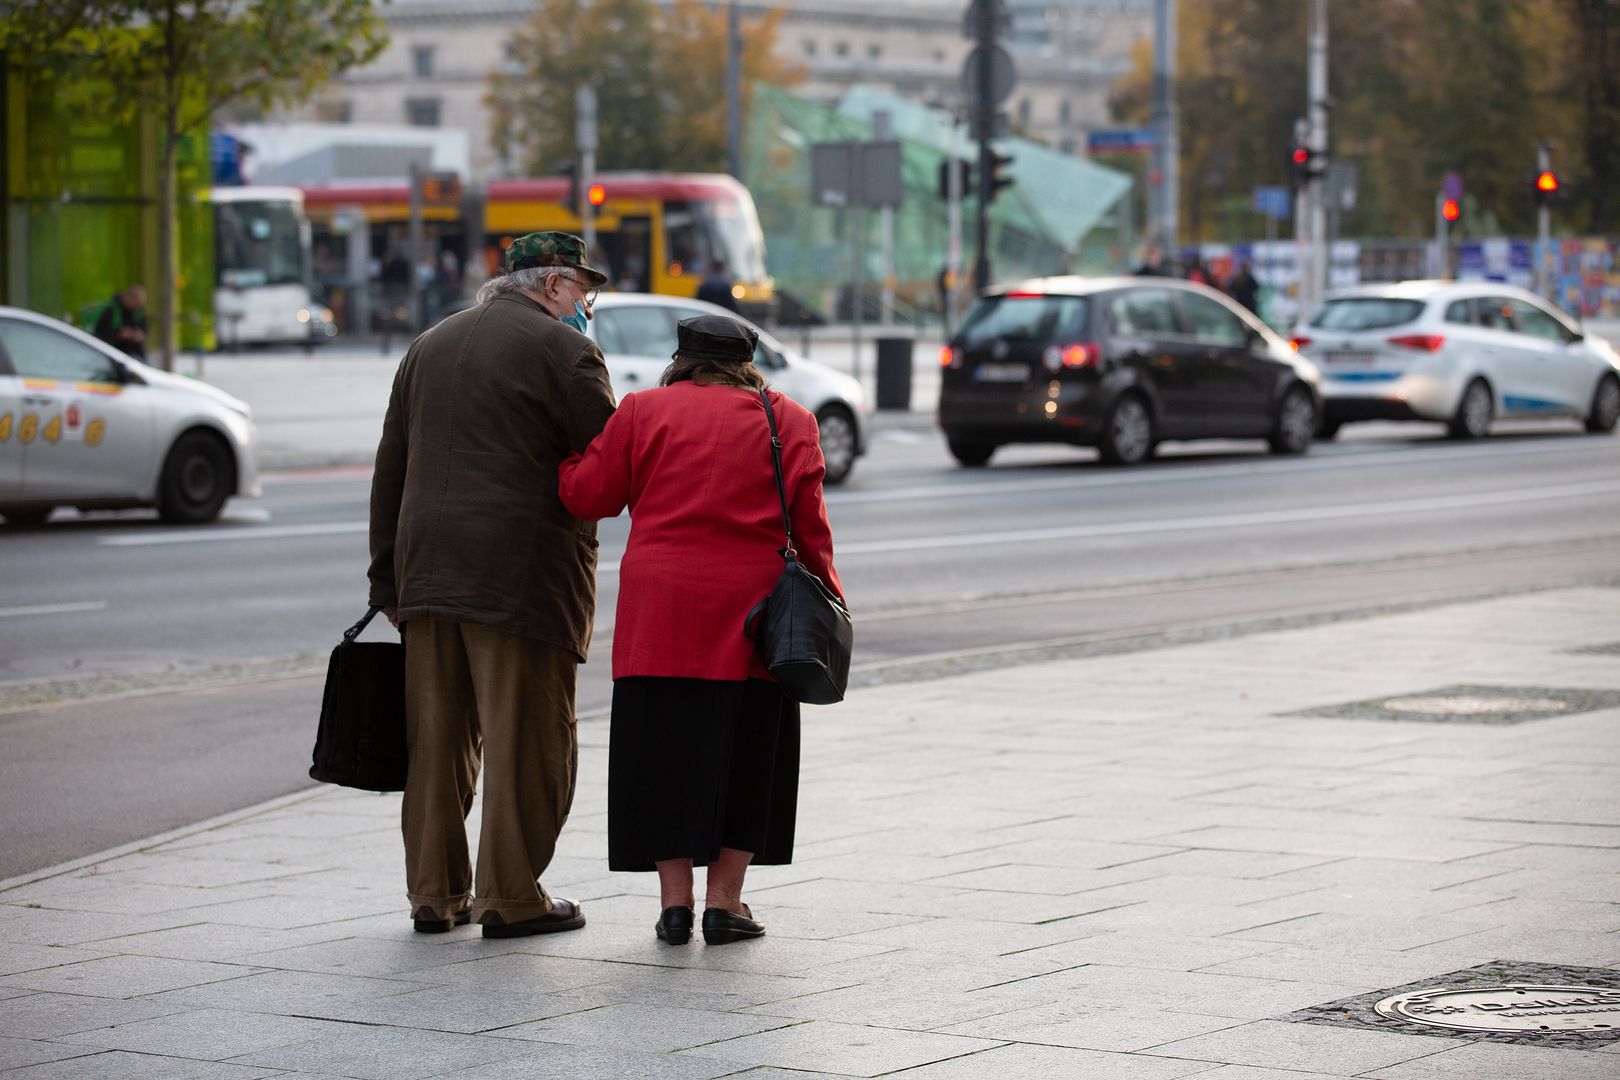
[561,275,598,306]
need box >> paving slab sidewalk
[2,588,1618,1078]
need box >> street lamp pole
[1151,0,1177,264]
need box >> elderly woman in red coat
[559,314,843,946]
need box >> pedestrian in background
[91,284,148,359]
[1133,243,1167,277]
[558,314,842,947]
[697,259,741,312]
[369,231,615,939]
[1226,261,1261,316]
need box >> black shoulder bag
[743,389,853,705]
[309,606,408,791]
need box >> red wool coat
[558,382,843,682]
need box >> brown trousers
[402,617,578,924]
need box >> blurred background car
[1294,282,1620,440]
[938,277,1320,466]
[0,306,259,526]
[584,292,868,484]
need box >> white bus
[210,186,332,347]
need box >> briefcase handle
[342,606,384,644]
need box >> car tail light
[1005,291,1044,299]
[938,345,960,368]
[1289,336,1311,351]
[1388,334,1445,352]
[1042,342,1100,371]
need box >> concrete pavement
[3,587,1619,1077]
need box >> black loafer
[656,905,695,945]
[412,906,472,934]
[480,898,587,938]
[702,904,765,945]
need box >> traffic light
[1532,169,1560,206]
[1441,198,1461,226]
[587,182,606,210]
[988,150,1014,202]
[559,160,581,216]
[936,158,973,201]
[1290,143,1318,185]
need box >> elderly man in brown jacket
[369,232,616,938]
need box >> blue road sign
[1252,185,1292,220]
[1087,129,1157,153]
[1442,170,1465,201]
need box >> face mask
[561,300,588,333]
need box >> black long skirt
[608,676,800,872]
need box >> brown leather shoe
[480,898,587,938]
[412,906,471,934]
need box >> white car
[0,306,260,525]
[586,293,869,483]
[1293,281,1620,439]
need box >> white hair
[475,266,583,305]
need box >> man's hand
[383,607,399,628]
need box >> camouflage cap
[503,231,608,287]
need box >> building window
[834,41,848,57]
[405,97,441,127]
[1059,99,1071,124]
[803,39,816,56]
[315,98,353,124]
[503,40,519,63]
[867,43,881,59]
[412,45,435,78]
[1017,98,1031,124]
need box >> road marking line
[0,601,107,618]
[99,479,1620,556]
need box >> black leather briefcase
[309,607,407,791]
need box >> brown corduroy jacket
[367,292,617,661]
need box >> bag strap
[342,606,383,643]
[758,388,796,561]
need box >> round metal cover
[1376,985,1620,1034]
[1381,694,1568,716]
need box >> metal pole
[1536,142,1551,299]
[850,206,864,385]
[946,118,963,336]
[726,2,742,179]
[973,0,995,290]
[1152,0,1178,263]
[407,162,424,332]
[576,87,598,256]
[1432,191,1445,280]
[875,110,894,325]
[1305,0,1328,316]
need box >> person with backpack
[91,285,149,359]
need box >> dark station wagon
[937,277,1321,466]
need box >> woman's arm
[559,392,636,520]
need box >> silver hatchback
[1295,282,1620,439]
[0,307,260,525]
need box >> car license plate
[1322,350,1375,365]
[974,362,1028,382]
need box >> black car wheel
[1098,394,1154,465]
[1586,374,1620,434]
[1315,416,1342,441]
[1448,378,1493,439]
[157,430,233,524]
[0,506,52,527]
[1269,386,1316,455]
[816,405,858,485]
[947,438,996,467]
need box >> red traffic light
[1441,198,1461,222]
[1292,146,1310,166]
[587,183,606,207]
[1535,170,1559,194]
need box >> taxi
[0,306,260,525]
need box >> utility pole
[1151,0,1177,265]
[946,114,964,336]
[876,110,894,325]
[726,1,742,179]
[576,86,598,255]
[407,161,424,331]
[1303,0,1329,318]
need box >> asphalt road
[3,421,1618,879]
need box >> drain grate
[1569,641,1620,657]
[1287,961,1620,1048]
[1286,685,1620,726]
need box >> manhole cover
[1376,985,1620,1034]
[1382,695,1569,716]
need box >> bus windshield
[216,199,306,288]
[664,197,766,283]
